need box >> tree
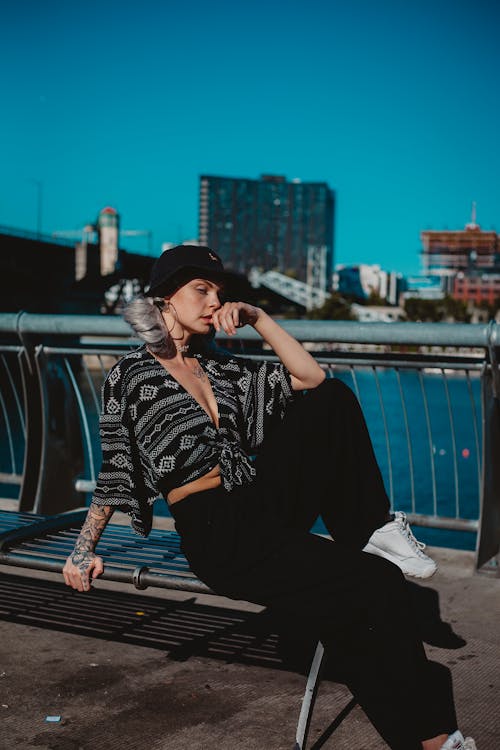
[403,295,470,323]
[478,296,500,321]
[367,290,387,306]
[306,293,356,320]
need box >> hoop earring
[162,300,184,342]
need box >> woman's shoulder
[199,349,275,384]
[197,348,248,372]
[104,345,160,388]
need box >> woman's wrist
[251,307,267,329]
[71,544,96,565]
[72,535,95,556]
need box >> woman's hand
[62,549,104,592]
[62,502,113,592]
[213,302,324,390]
[212,302,262,335]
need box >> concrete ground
[0,541,499,750]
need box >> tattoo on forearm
[71,503,114,569]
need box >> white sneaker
[440,730,477,749]
[363,511,437,579]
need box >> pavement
[0,532,499,749]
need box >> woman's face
[167,277,223,335]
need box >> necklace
[149,346,207,382]
[176,343,189,354]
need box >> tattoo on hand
[71,503,113,566]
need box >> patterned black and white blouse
[92,345,294,536]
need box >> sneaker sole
[363,543,437,579]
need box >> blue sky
[1,0,499,275]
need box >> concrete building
[351,303,405,322]
[334,264,403,305]
[198,174,335,287]
[453,272,500,306]
[97,206,120,276]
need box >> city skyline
[1,0,499,277]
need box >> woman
[63,245,476,750]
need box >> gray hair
[123,295,176,358]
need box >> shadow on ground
[0,572,287,670]
[0,571,466,681]
[0,571,483,750]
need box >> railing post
[476,325,500,571]
[32,347,84,515]
[16,314,44,512]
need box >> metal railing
[0,313,499,570]
[0,345,26,489]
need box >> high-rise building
[198,174,335,287]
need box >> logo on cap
[208,253,218,261]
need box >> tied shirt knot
[201,426,256,490]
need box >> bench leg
[294,640,325,750]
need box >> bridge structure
[249,268,330,310]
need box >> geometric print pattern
[92,345,293,537]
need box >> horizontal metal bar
[0,345,23,353]
[0,473,23,485]
[16,541,187,569]
[43,347,132,356]
[1,312,499,348]
[0,510,88,550]
[406,513,478,532]
[75,479,97,493]
[0,313,130,337]
[40,348,486,372]
[319,358,483,371]
[0,511,47,528]
[0,313,23,332]
[0,552,212,593]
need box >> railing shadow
[0,571,289,670]
[0,572,466,671]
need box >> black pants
[171,379,457,749]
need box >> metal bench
[0,508,355,748]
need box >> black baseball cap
[145,245,234,297]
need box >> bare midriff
[167,465,222,505]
